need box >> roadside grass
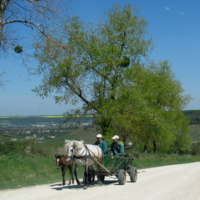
[131,153,200,169]
[1,151,200,190]
[0,153,84,190]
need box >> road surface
[1,162,200,200]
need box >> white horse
[65,140,103,189]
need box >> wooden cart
[92,155,137,185]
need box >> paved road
[1,162,200,200]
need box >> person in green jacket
[94,134,108,155]
[110,135,124,156]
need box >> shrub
[191,142,200,155]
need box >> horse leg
[83,168,88,189]
[69,165,74,184]
[88,166,95,187]
[62,166,66,186]
[97,175,103,186]
[97,166,103,186]
[92,168,95,185]
[74,163,81,186]
[88,170,92,187]
[67,166,72,186]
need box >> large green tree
[93,60,192,151]
[33,4,153,130]
[127,61,192,152]
[33,4,192,152]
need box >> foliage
[33,4,152,108]
[172,117,192,153]
[0,141,57,157]
[14,45,23,53]
[95,60,192,152]
[33,4,192,153]
[191,143,200,155]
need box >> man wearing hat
[95,134,108,155]
[110,135,124,156]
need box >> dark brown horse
[55,155,74,186]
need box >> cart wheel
[118,169,126,185]
[130,167,137,182]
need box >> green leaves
[119,56,130,68]
[14,45,23,53]
[33,4,192,153]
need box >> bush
[0,141,59,158]
[191,143,200,155]
[0,141,26,154]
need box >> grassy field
[131,153,200,169]
[0,154,63,190]
[1,151,200,190]
[0,127,98,190]
[0,153,86,190]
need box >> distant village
[0,116,94,142]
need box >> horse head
[65,140,74,162]
[65,140,85,161]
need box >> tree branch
[1,0,10,11]
[0,71,5,87]
[2,19,52,39]
[64,78,100,112]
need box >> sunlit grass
[0,154,84,190]
[1,151,200,190]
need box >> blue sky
[1,0,200,116]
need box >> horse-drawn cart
[92,155,137,185]
[64,140,137,188]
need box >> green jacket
[95,140,108,155]
[111,141,124,156]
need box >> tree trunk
[153,140,157,153]
[144,144,148,153]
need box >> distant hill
[0,115,94,128]
[190,125,200,141]
[183,110,200,125]
[44,127,98,147]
